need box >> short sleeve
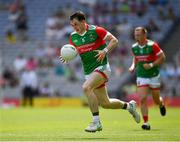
[153,42,163,56]
[96,26,108,40]
[69,35,75,46]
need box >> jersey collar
[79,24,89,36]
[138,39,147,48]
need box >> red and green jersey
[131,40,163,78]
[69,24,108,75]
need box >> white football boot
[85,121,102,132]
[128,100,141,123]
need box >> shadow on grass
[62,137,108,141]
[132,128,161,132]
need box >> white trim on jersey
[79,31,87,36]
[139,45,146,48]
[71,30,87,36]
[156,50,163,56]
[103,32,111,40]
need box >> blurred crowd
[0,0,180,98]
[5,0,28,43]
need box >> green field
[0,106,180,141]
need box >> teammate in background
[59,11,140,132]
[129,27,166,130]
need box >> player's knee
[101,102,110,109]
[82,84,92,93]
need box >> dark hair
[142,27,147,34]
[135,27,147,35]
[70,11,86,21]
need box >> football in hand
[60,44,77,61]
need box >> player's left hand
[143,63,152,70]
[94,50,106,63]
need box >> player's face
[134,29,146,42]
[70,18,86,35]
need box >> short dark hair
[70,11,86,21]
[135,27,147,35]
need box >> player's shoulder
[132,42,138,48]
[132,40,157,49]
[70,31,77,36]
[89,25,96,30]
[147,39,155,46]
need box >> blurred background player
[59,11,140,132]
[129,27,166,130]
[20,66,38,107]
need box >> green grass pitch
[0,106,180,141]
